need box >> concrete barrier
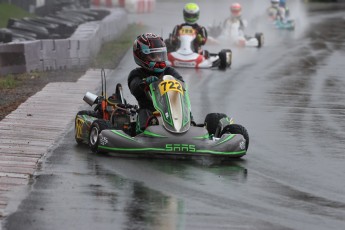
[68,39,82,68]
[99,8,128,42]
[0,8,128,76]
[0,43,25,75]
[40,39,70,71]
[23,41,41,72]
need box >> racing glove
[145,76,158,84]
[196,34,203,44]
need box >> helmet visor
[184,11,199,23]
[142,47,167,62]
[231,9,240,16]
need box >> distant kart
[165,25,232,70]
[208,21,264,48]
[271,18,295,30]
[75,70,249,159]
[266,8,295,31]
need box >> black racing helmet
[133,33,167,73]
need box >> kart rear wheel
[218,49,232,70]
[204,113,227,136]
[221,124,249,150]
[75,110,99,144]
[89,119,112,153]
[288,20,295,31]
[255,33,264,48]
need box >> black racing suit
[165,23,208,53]
[127,67,184,132]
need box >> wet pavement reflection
[3,1,345,230]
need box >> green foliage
[0,3,34,28]
[0,75,17,89]
[0,72,44,89]
[0,23,147,89]
[91,23,147,69]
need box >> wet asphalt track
[3,1,345,229]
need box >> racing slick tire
[221,124,249,150]
[288,20,296,31]
[89,119,113,153]
[218,49,232,70]
[255,33,264,48]
[204,113,227,136]
[75,110,99,144]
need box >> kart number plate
[179,27,195,35]
[159,80,184,95]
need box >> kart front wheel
[75,110,99,145]
[89,119,112,153]
[221,124,249,150]
[218,49,232,70]
[204,113,227,136]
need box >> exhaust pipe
[83,92,98,106]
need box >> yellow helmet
[183,3,200,24]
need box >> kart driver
[279,0,290,18]
[222,3,247,32]
[165,2,207,53]
[128,33,188,133]
[267,0,287,21]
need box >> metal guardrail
[0,8,128,76]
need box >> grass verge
[90,23,147,69]
[0,3,34,28]
[0,23,146,90]
[0,75,17,89]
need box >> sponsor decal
[179,26,196,36]
[76,115,97,139]
[75,117,85,139]
[240,141,246,150]
[174,61,196,67]
[100,136,108,145]
[165,144,196,152]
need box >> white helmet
[230,3,242,17]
